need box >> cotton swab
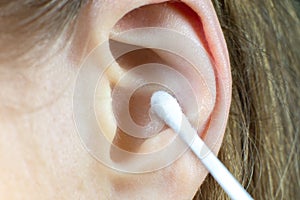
[151,91,253,200]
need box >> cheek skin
[0,91,113,199]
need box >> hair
[195,1,300,199]
[0,0,85,63]
[1,0,299,199]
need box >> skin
[0,0,231,199]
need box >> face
[0,0,231,199]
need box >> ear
[73,0,231,199]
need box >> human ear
[73,0,231,199]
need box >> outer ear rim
[180,0,231,154]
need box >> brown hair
[0,0,85,62]
[195,0,300,199]
[1,0,299,199]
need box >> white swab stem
[151,91,253,200]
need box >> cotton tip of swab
[151,91,183,132]
[150,91,253,200]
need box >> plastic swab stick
[151,91,253,200]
